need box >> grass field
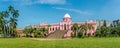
[0,37,120,48]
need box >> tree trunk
[76,31,78,37]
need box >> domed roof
[64,13,71,18]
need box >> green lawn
[0,37,120,48]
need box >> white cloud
[1,0,66,5]
[37,0,66,4]
[52,7,93,15]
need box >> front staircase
[46,30,67,39]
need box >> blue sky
[0,0,120,28]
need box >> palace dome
[64,13,71,18]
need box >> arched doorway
[64,24,66,30]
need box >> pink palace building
[31,13,97,37]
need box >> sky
[0,0,120,28]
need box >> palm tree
[0,11,9,37]
[87,24,94,30]
[10,18,17,28]
[9,17,17,36]
[40,28,47,37]
[0,12,3,35]
[0,5,19,37]
[8,5,14,13]
[72,23,79,37]
[2,11,9,37]
[13,10,19,18]
[2,11,9,18]
[79,24,87,36]
[2,20,7,37]
[8,5,19,37]
[87,24,94,36]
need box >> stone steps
[46,30,67,39]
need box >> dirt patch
[32,38,71,41]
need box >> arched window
[93,33,95,35]
[56,27,57,30]
[58,27,60,30]
[64,24,66,30]
[50,28,51,31]
[53,28,54,31]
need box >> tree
[79,24,87,36]
[103,20,107,27]
[40,28,48,37]
[23,27,34,37]
[13,10,19,18]
[8,5,19,37]
[8,5,14,13]
[34,28,44,38]
[87,24,94,36]
[95,29,101,37]
[95,26,110,37]
[72,23,79,37]
[9,18,17,33]
[0,12,3,35]
[0,11,9,37]
[23,26,49,38]
[110,26,120,37]
[2,20,8,37]
[23,28,29,36]
[87,24,94,30]
[101,26,110,37]
[0,5,19,37]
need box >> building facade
[96,20,111,28]
[111,19,120,27]
[30,13,97,37]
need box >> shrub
[34,32,45,38]
[71,33,75,38]
[34,32,40,38]
[78,32,83,38]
